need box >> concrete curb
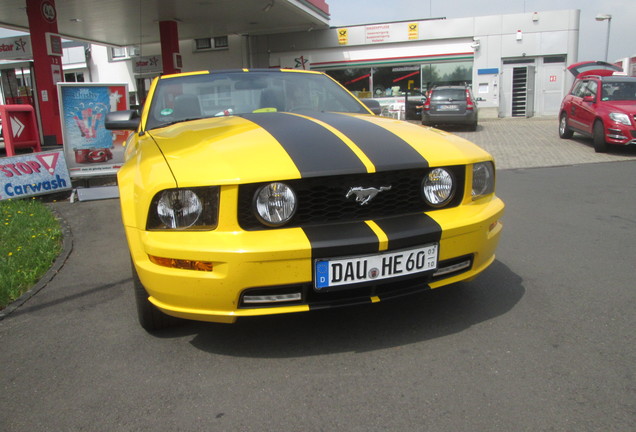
[0,205,74,320]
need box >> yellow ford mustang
[106,69,504,331]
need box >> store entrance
[0,63,35,106]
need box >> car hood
[601,100,636,112]
[147,112,491,186]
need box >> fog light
[243,293,302,304]
[433,259,471,277]
[149,255,214,272]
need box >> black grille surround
[237,166,465,230]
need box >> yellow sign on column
[408,23,419,40]
[338,28,348,45]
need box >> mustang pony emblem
[346,186,392,205]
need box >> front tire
[559,113,574,139]
[593,120,608,153]
[132,261,180,331]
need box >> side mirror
[105,110,141,130]
[360,98,382,115]
[583,95,596,103]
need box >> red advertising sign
[0,105,42,156]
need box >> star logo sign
[14,38,27,53]
[294,56,308,70]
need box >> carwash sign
[0,151,71,200]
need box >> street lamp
[595,14,612,62]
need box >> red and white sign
[0,36,33,60]
[366,24,391,44]
[41,0,57,23]
[0,105,42,156]
[0,151,72,200]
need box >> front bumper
[127,196,504,324]
[606,126,636,145]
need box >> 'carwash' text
[3,175,68,197]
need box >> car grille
[237,166,465,230]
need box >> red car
[559,61,636,152]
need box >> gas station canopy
[0,0,330,46]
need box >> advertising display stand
[57,83,130,201]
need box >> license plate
[315,244,438,290]
[438,104,459,111]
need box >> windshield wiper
[153,117,203,129]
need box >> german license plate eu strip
[314,244,438,290]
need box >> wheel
[592,120,608,153]
[131,260,180,331]
[468,121,477,132]
[558,113,574,139]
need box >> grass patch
[0,198,62,310]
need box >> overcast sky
[329,0,635,62]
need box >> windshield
[601,81,636,101]
[146,70,369,130]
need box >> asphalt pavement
[1,117,635,431]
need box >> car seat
[174,94,201,119]
[260,88,284,111]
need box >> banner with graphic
[0,35,32,60]
[57,83,129,177]
[0,151,71,200]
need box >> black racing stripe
[374,214,442,250]
[302,222,379,260]
[307,112,428,171]
[240,113,367,177]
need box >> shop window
[421,61,473,90]
[325,69,372,98]
[372,66,421,97]
[324,61,473,100]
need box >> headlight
[254,182,297,226]
[147,187,219,230]
[422,168,455,207]
[472,162,495,199]
[609,112,631,126]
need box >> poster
[57,83,129,177]
[0,151,71,200]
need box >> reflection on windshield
[602,82,636,101]
[146,71,368,130]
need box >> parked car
[558,60,636,152]
[421,85,478,131]
[106,69,504,331]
